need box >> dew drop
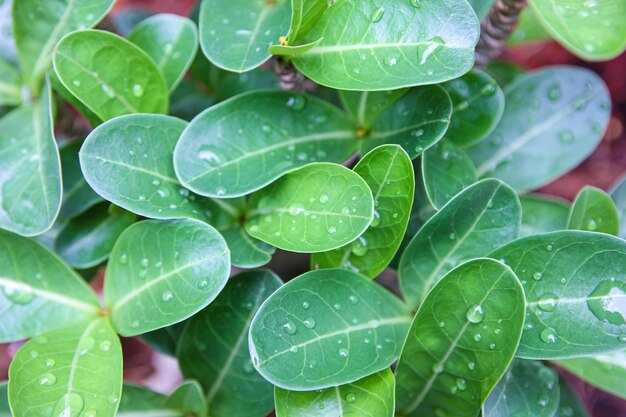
[468,361,476,370]
[99,341,112,352]
[370,210,382,228]
[333,303,341,310]
[466,305,485,323]
[303,318,316,329]
[338,348,349,358]
[456,378,467,391]
[39,373,57,386]
[533,272,543,281]
[410,0,422,7]
[348,294,359,305]
[384,55,399,67]
[351,237,368,257]
[537,293,559,312]
[473,333,482,342]
[587,280,626,325]
[370,6,385,22]
[302,301,310,310]
[432,363,444,374]
[586,219,598,231]
[547,84,562,101]
[242,358,255,374]
[286,95,306,110]
[45,358,55,368]
[72,79,81,87]
[489,343,496,350]
[283,319,298,335]
[540,328,558,344]
[345,392,357,403]
[328,226,337,234]
[131,83,144,98]
[3,285,35,305]
[559,130,574,143]
[101,84,115,98]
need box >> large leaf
[554,376,591,417]
[0,58,20,106]
[520,194,569,237]
[339,89,408,129]
[12,0,114,92]
[557,352,626,401]
[245,163,374,253]
[399,179,521,308]
[611,175,626,238]
[274,369,395,417]
[53,29,168,121]
[178,270,282,417]
[174,90,358,198]
[467,67,611,192]
[567,186,619,235]
[395,259,526,417]
[291,0,480,90]
[287,0,330,44]
[249,268,410,390]
[489,231,626,358]
[59,141,103,219]
[0,229,100,342]
[199,0,290,72]
[0,80,61,236]
[105,219,230,336]
[8,318,122,417]
[221,226,275,268]
[312,145,414,277]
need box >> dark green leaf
[520,194,570,237]
[59,141,103,219]
[610,175,626,238]
[0,382,9,417]
[0,58,20,106]
[140,322,185,357]
[568,186,619,235]
[117,384,175,416]
[222,226,276,268]
[166,381,207,417]
[466,0,495,20]
[339,89,408,129]
[212,68,280,102]
[484,60,525,87]
[554,376,591,417]
[558,352,626,401]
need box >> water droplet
[586,219,598,231]
[587,280,626,325]
[473,333,482,342]
[50,392,84,416]
[216,187,226,196]
[482,83,497,96]
[338,348,349,358]
[466,305,485,323]
[370,210,382,228]
[302,301,310,310]
[456,378,467,391]
[370,6,385,22]
[303,318,316,329]
[286,95,306,110]
[468,361,476,370]
[261,124,272,133]
[547,84,562,101]
[39,373,57,386]
[348,294,359,305]
[449,232,457,240]
[45,358,55,368]
[288,203,305,216]
[333,303,341,310]
[72,79,81,87]
[283,319,298,335]
[533,272,543,281]
[328,226,337,234]
[489,343,496,350]
[540,328,558,344]
[537,293,559,312]
[78,337,95,356]
[3,285,35,305]
[559,130,574,143]
[384,55,399,67]
[432,363,444,374]
[132,83,144,98]
[99,340,112,352]
[417,36,445,64]
[560,277,568,285]
[131,320,140,328]
[546,244,554,251]
[351,237,368,257]
[101,84,115,98]
[161,290,174,302]
[29,350,39,359]
[345,392,357,402]
[242,358,255,374]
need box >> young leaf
[173,90,358,198]
[467,67,611,192]
[248,268,411,390]
[555,376,591,417]
[165,381,207,417]
[0,229,100,342]
[395,259,526,417]
[291,0,480,90]
[198,0,291,72]
[140,322,186,357]
[105,219,230,336]
[274,369,396,417]
[360,86,452,159]
[489,231,626,358]
[0,79,61,236]
[59,141,104,219]
[222,226,276,268]
[567,186,620,235]
[610,175,626,238]
[520,194,570,236]
[0,58,21,106]
[12,0,114,91]
[557,352,626,401]
[339,88,408,129]
[269,38,324,58]
[245,163,374,253]
[178,270,282,417]
[287,0,330,44]
[55,204,137,269]
[311,145,414,277]
[53,30,169,121]
[483,359,560,417]
[422,139,478,209]
[117,384,177,415]
[128,14,199,91]
[399,179,521,308]
[8,318,123,417]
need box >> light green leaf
[558,352,626,401]
[249,268,411,390]
[489,231,626,358]
[395,259,526,417]
[245,163,374,253]
[339,88,408,130]
[0,229,100,342]
[509,7,552,45]
[567,186,620,235]
[174,90,358,198]
[12,0,114,92]
[0,58,20,106]
[0,0,16,63]
[399,179,521,308]
[466,0,495,20]
[312,145,414,277]
[222,226,275,268]
[269,38,323,57]
[198,0,291,72]
[105,219,230,336]
[49,70,103,128]
[128,13,198,91]
[520,194,570,237]
[422,139,477,209]
[287,0,330,44]
[59,141,103,219]
[0,382,8,417]
[8,318,122,417]
[274,369,395,417]
[554,376,591,417]
[360,86,452,159]
[53,29,169,121]
[467,67,611,192]
[292,0,480,90]
[166,381,207,417]
[610,175,626,238]
[0,79,61,236]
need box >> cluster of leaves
[1,0,626,416]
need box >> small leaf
[0,58,21,106]
[275,369,396,417]
[105,219,230,336]
[269,38,323,57]
[8,318,123,417]
[117,384,178,415]
[140,322,186,357]
[249,268,411,390]
[0,382,9,417]
[174,90,358,198]
[558,352,626,401]
[53,29,169,121]
[395,259,526,417]
[520,194,570,236]
[509,7,552,45]
[339,88,408,129]
[166,381,207,417]
[59,141,104,219]
[287,0,330,44]
[221,226,276,268]
[554,376,591,417]
[245,163,374,253]
[610,175,626,238]
[567,186,620,235]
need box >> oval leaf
[611,175,626,238]
[59,141,104,219]
[567,186,619,235]
[520,194,570,237]
[221,226,276,268]
[557,352,626,401]
[339,88,408,129]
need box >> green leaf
[55,203,136,269]
[528,0,626,60]
[53,29,169,121]
[399,179,521,308]
[360,86,452,159]
[558,352,626,401]
[140,322,186,357]
[8,318,122,417]
[0,79,61,236]
[489,231,626,359]
[12,0,114,92]
[245,163,374,253]
[80,114,237,229]
[249,268,411,390]
[483,359,560,417]
[198,0,290,72]
[567,186,620,235]
[222,226,276,268]
[0,382,9,417]
[442,70,505,147]
[339,88,408,129]
[117,384,181,416]
[128,13,198,91]
[269,38,323,57]
[509,7,552,45]
[0,0,16,64]
[105,219,230,336]
[0,58,20,106]
[610,175,626,238]
[520,194,570,237]
[311,145,414,277]
[49,70,103,128]
[178,270,282,417]
[166,381,207,417]
[467,67,611,192]
[59,140,103,219]
[484,60,526,88]
[274,369,396,417]
[0,229,100,342]
[422,139,477,209]
[287,0,330,44]
[466,0,495,20]
[395,258,526,417]
[173,90,358,198]
[292,0,480,90]
[554,376,591,417]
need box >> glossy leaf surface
[0,59,20,105]
[558,352,626,401]
[520,194,569,237]
[611,175,626,238]
[59,141,103,219]
[339,89,408,129]
[222,226,275,268]
[287,0,329,44]
[567,186,619,235]
[165,381,207,417]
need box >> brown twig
[271,57,316,92]
[474,0,527,68]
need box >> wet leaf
[0,58,21,106]
[567,186,619,235]
[520,194,570,237]
[338,88,408,129]
[610,175,626,238]
[59,141,103,219]
[221,226,276,268]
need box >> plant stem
[271,57,316,92]
[474,0,527,68]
